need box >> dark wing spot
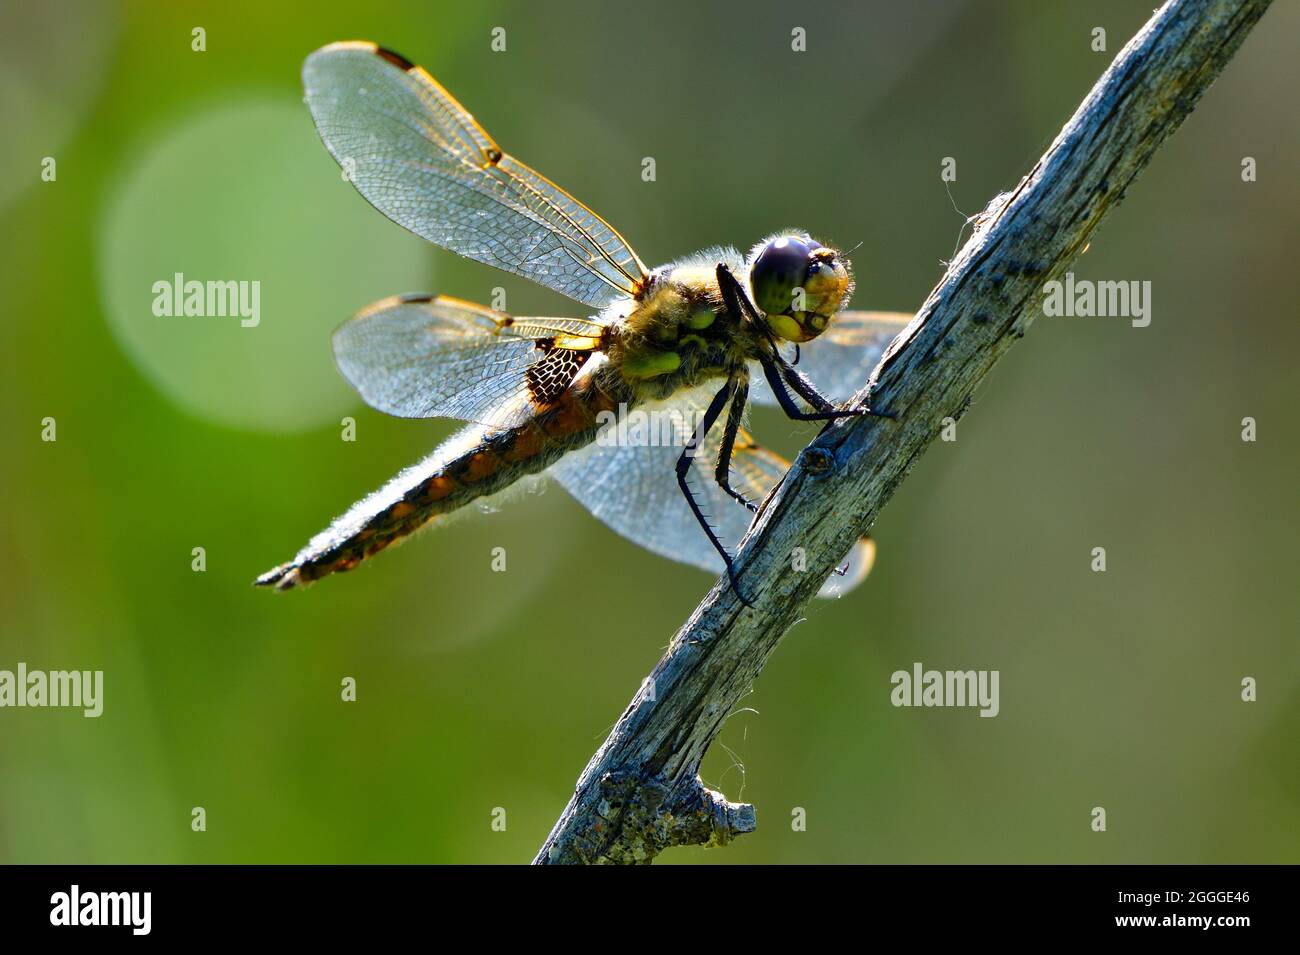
[374,46,417,71]
[526,342,593,405]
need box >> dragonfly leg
[758,356,852,421]
[717,261,891,423]
[782,359,896,420]
[716,262,763,325]
[775,359,835,413]
[759,355,895,422]
[714,379,759,513]
[676,378,755,607]
[717,261,800,368]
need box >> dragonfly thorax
[608,260,757,399]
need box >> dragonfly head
[747,233,853,343]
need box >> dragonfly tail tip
[254,563,302,592]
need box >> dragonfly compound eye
[749,235,851,342]
[750,235,821,318]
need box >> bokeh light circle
[97,97,431,432]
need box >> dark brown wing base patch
[526,341,593,405]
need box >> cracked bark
[534,0,1273,865]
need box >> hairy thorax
[603,262,759,403]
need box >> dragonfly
[256,40,910,602]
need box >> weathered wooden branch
[534,0,1272,864]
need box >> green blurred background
[1,0,1296,864]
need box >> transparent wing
[333,294,605,428]
[549,386,789,575]
[303,41,648,308]
[750,310,912,407]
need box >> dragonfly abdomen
[256,379,624,590]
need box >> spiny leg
[676,378,754,607]
[758,356,861,422]
[717,261,889,423]
[714,378,758,513]
[777,360,836,413]
[716,261,761,326]
[717,261,788,363]
[778,358,895,420]
[717,264,789,377]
